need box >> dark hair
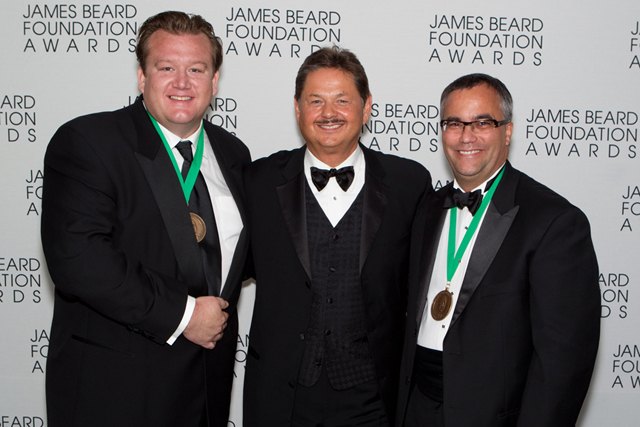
[294,46,370,103]
[440,73,513,121]
[136,11,223,73]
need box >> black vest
[297,183,377,390]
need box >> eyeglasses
[440,118,510,133]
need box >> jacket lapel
[359,146,388,272]
[125,98,205,291]
[449,163,520,326]
[276,147,311,279]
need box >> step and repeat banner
[1,0,639,425]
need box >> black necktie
[443,187,483,215]
[175,140,222,296]
[310,166,355,191]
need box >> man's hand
[183,296,229,349]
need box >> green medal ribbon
[446,167,505,285]
[147,112,204,204]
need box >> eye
[189,67,205,74]
[447,121,463,129]
[475,120,494,129]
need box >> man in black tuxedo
[396,73,601,427]
[243,47,431,426]
[41,11,250,427]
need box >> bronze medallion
[190,212,207,243]
[431,289,453,321]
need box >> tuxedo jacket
[396,162,601,427]
[242,145,431,426]
[41,97,250,427]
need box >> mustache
[314,118,345,125]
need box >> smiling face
[441,83,513,191]
[137,30,218,138]
[295,67,372,166]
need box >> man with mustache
[243,46,432,426]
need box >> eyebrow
[443,113,496,121]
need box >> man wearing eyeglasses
[396,73,600,427]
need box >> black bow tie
[443,187,483,215]
[310,166,355,191]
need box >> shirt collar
[304,145,364,170]
[453,162,505,194]
[143,101,206,156]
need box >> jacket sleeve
[518,207,600,426]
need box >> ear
[362,94,373,124]
[137,66,146,94]
[211,71,220,97]
[294,97,301,122]
[504,121,513,146]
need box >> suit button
[329,267,336,273]
[299,333,305,341]
[332,233,339,241]
[326,297,333,304]
[405,376,411,385]
[315,359,322,367]
[324,329,331,336]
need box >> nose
[320,102,336,117]
[173,70,190,89]
[460,123,477,143]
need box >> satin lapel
[204,124,248,299]
[415,191,448,326]
[276,148,311,279]
[449,164,520,327]
[359,148,388,272]
[125,98,205,290]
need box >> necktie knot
[443,187,483,215]
[310,166,355,191]
[176,140,193,163]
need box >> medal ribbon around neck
[147,112,205,204]
[446,167,505,285]
[431,167,505,321]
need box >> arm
[41,122,189,343]
[519,208,600,426]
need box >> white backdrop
[1,0,639,425]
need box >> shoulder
[514,168,573,208]
[365,147,429,178]
[249,148,301,175]
[57,106,124,134]
[364,148,432,199]
[204,121,251,162]
[47,106,129,158]
[510,167,589,224]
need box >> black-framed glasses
[440,118,510,133]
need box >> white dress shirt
[417,165,504,350]
[303,146,366,227]
[156,122,243,344]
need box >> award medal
[190,212,207,242]
[431,289,453,321]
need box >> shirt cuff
[166,296,196,345]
